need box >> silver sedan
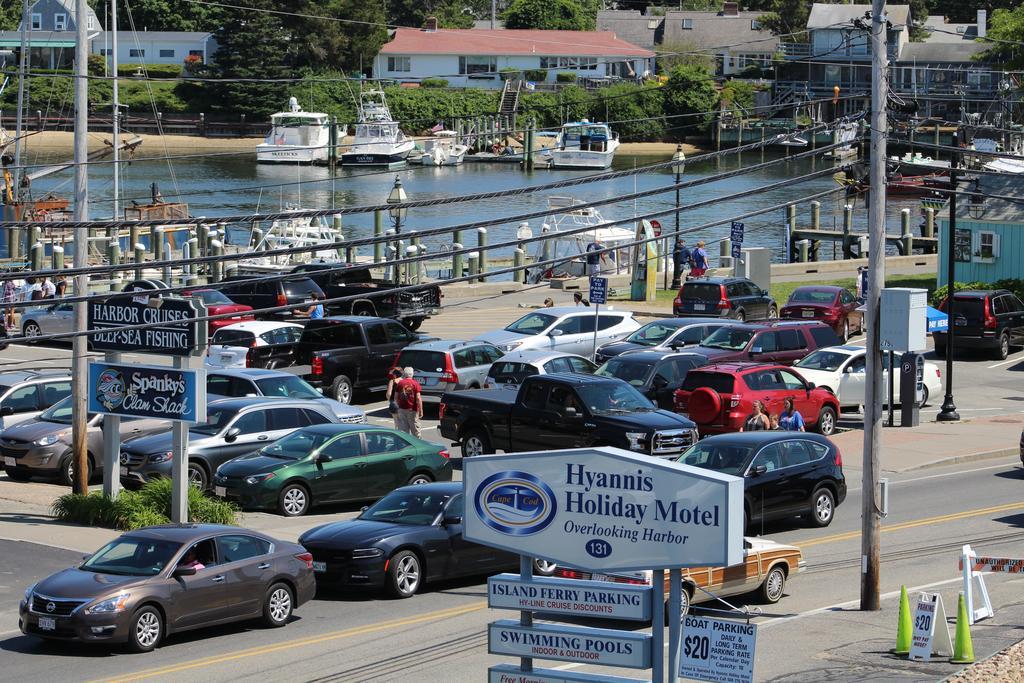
[20,302,74,340]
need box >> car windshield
[577,382,655,413]
[259,429,333,460]
[625,322,680,346]
[596,358,655,386]
[80,537,182,577]
[677,443,754,477]
[255,375,321,399]
[701,327,755,351]
[189,406,236,436]
[192,290,234,306]
[788,289,838,304]
[357,489,451,525]
[212,329,256,346]
[504,312,555,335]
[795,349,852,372]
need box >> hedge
[420,78,449,88]
[524,69,548,82]
[117,63,184,78]
[931,279,1024,306]
[556,72,577,83]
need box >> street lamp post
[936,163,960,422]
[669,145,685,290]
[387,175,407,284]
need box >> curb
[894,448,1021,473]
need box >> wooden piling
[373,211,384,263]
[477,228,488,282]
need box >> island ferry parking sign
[463,447,743,572]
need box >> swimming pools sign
[463,447,743,572]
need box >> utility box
[880,287,927,352]
[733,247,772,293]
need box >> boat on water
[242,207,343,268]
[525,196,634,283]
[341,90,415,167]
[256,97,340,164]
[415,131,468,166]
[542,121,620,170]
[892,152,951,171]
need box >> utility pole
[71,0,90,495]
[861,0,887,612]
[111,0,120,219]
[13,0,29,190]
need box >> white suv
[474,306,641,356]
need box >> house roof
[899,41,989,63]
[952,174,1023,223]
[379,28,655,57]
[660,10,778,53]
[99,31,213,40]
[596,10,661,50]
[922,17,978,42]
[806,4,910,30]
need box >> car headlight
[352,548,384,559]
[504,341,524,352]
[83,592,131,614]
[33,434,62,447]
[148,451,173,463]
[625,432,647,452]
[245,473,275,485]
[23,583,35,602]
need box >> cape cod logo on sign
[464,447,743,572]
[476,471,557,536]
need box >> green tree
[85,0,223,32]
[662,64,718,137]
[657,39,716,74]
[0,2,22,31]
[925,0,1018,25]
[283,0,388,74]
[388,0,477,29]
[502,0,595,31]
[978,4,1024,69]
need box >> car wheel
[353,306,374,317]
[22,321,41,341]
[533,558,557,576]
[331,375,353,404]
[278,483,310,517]
[462,429,492,457]
[995,332,1010,360]
[759,565,786,604]
[187,462,208,491]
[262,583,293,628]
[917,386,929,409]
[407,472,433,485]
[767,306,778,320]
[404,318,423,331]
[840,319,850,343]
[387,550,422,598]
[808,488,836,528]
[815,406,837,436]
[127,606,163,653]
[663,586,693,624]
[734,310,746,322]
[57,453,92,487]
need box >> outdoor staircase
[498,79,522,115]
[765,81,811,119]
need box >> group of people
[2,274,67,330]
[386,367,424,438]
[741,398,806,432]
[673,239,709,280]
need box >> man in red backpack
[395,367,423,438]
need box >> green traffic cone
[891,585,912,655]
[951,592,975,664]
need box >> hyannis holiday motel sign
[463,447,743,572]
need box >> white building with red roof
[374,22,655,89]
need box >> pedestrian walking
[54,275,68,298]
[674,239,692,281]
[40,277,56,299]
[542,298,554,308]
[690,241,709,278]
[298,291,324,319]
[394,367,423,438]
[778,397,806,432]
[573,292,590,307]
[740,400,770,432]
[2,277,17,330]
[385,367,403,429]
[585,237,602,275]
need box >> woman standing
[778,397,806,432]
[385,367,403,429]
[740,400,771,432]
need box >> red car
[183,289,255,333]
[780,286,862,343]
[674,362,840,436]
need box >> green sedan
[212,424,453,516]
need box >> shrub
[117,63,183,78]
[932,279,1024,306]
[51,493,119,527]
[420,78,449,88]
[524,69,548,82]
[556,72,577,83]
[500,67,520,80]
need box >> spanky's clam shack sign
[463,447,743,571]
[89,362,206,423]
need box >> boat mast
[111,0,119,219]
[13,0,30,197]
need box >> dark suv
[221,276,325,320]
[933,289,1024,360]
[692,321,841,365]
[673,277,777,321]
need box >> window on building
[54,13,67,30]
[974,231,999,263]
[87,16,95,30]
[459,55,497,76]
[30,13,42,30]
[159,49,175,58]
[682,18,693,29]
[129,48,145,58]
[387,55,410,72]
[99,48,112,56]
[540,56,597,70]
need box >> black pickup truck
[292,316,427,404]
[439,374,699,458]
[291,262,442,331]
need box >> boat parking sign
[679,615,757,683]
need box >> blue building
[938,174,1024,286]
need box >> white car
[792,345,943,409]
[473,306,641,357]
[205,321,304,369]
[483,350,597,390]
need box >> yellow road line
[798,500,1024,548]
[93,601,487,683]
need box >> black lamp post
[936,163,960,422]
[387,175,407,284]
[669,144,685,290]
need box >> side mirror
[549,329,564,337]
[174,565,197,577]
[564,407,579,418]
[749,347,762,356]
[443,515,463,527]
[224,427,241,443]
[317,452,333,463]
[652,376,669,389]
[843,366,853,374]
[807,382,816,390]
[749,464,768,477]
[0,406,12,417]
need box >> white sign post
[908,593,952,662]
[678,615,757,683]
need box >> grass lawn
[612,273,938,309]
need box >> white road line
[988,354,1024,369]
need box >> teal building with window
[938,174,1023,286]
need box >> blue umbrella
[926,306,948,333]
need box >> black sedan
[676,432,847,532]
[595,350,708,410]
[299,482,553,598]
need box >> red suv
[692,321,841,366]
[674,362,840,436]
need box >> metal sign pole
[101,351,122,499]
[652,568,665,683]
[519,555,534,674]
[667,567,682,683]
[170,354,190,523]
[592,302,600,362]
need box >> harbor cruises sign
[88,295,204,356]
[89,362,206,423]
[464,447,744,572]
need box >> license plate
[955,317,967,327]
[220,355,233,363]
[38,617,55,631]
[215,486,226,497]
[3,456,15,467]
[802,311,815,318]
[120,466,128,477]
[693,304,705,311]
[312,561,327,572]
[590,573,610,582]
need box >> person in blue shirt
[779,397,805,431]
[690,241,709,277]
[300,292,325,319]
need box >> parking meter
[899,351,924,427]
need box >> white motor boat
[244,207,343,266]
[416,131,468,166]
[341,90,415,166]
[526,196,635,283]
[256,97,340,164]
[543,120,619,170]
[892,152,951,171]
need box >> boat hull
[340,151,410,166]
[256,145,328,164]
[547,150,616,170]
